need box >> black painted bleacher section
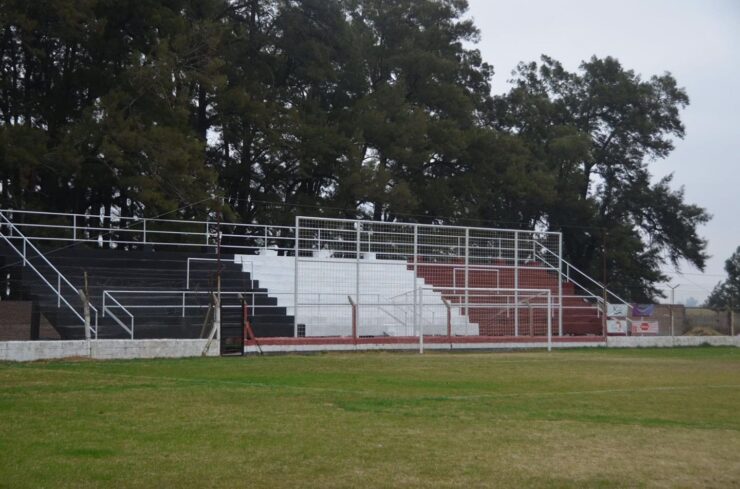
[0,244,294,342]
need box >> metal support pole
[293,216,299,337]
[73,215,77,241]
[464,228,469,326]
[514,231,519,336]
[348,295,357,344]
[668,283,680,337]
[143,219,147,244]
[355,222,361,336]
[419,286,424,354]
[57,274,61,307]
[557,233,563,336]
[547,291,552,352]
[413,224,418,337]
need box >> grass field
[1,348,739,488]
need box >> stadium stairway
[414,258,602,336]
[0,244,294,340]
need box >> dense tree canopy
[705,247,740,310]
[0,0,709,300]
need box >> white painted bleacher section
[234,250,478,337]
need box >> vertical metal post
[547,291,552,352]
[668,284,680,337]
[464,228,469,321]
[602,230,608,337]
[355,221,361,336]
[22,240,26,266]
[73,214,77,241]
[264,226,268,250]
[143,219,147,244]
[57,274,61,307]
[413,224,418,337]
[557,233,563,336]
[419,286,424,354]
[182,292,186,317]
[293,216,299,337]
[514,231,519,336]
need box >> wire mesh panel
[295,217,563,338]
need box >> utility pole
[668,283,681,337]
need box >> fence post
[293,216,299,338]
[557,232,563,336]
[547,291,552,352]
[419,286,424,354]
[143,219,147,244]
[355,221,361,336]
[78,289,91,341]
[73,214,77,241]
[413,224,418,338]
[348,295,357,344]
[464,228,469,319]
[514,231,519,336]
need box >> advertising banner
[630,321,659,335]
[607,303,630,318]
[606,319,629,335]
[632,304,654,317]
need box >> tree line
[0,0,710,301]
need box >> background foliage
[0,0,709,300]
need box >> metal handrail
[101,291,135,338]
[0,208,296,252]
[536,246,628,306]
[0,211,99,337]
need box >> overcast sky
[465,0,740,304]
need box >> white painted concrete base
[607,336,740,348]
[0,339,219,362]
[3,336,737,362]
[244,340,606,354]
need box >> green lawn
[1,348,739,488]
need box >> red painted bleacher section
[411,259,602,336]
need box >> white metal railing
[0,209,295,253]
[102,290,135,338]
[0,211,99,337]
[537,245,630,309]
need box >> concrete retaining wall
[245,340,606,354]
[607,336,740,348]
[3,336,738,362]
[0,339,219,362]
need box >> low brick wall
[0,301,59,341]
[607,336,740,348]
[0,339,220,362]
